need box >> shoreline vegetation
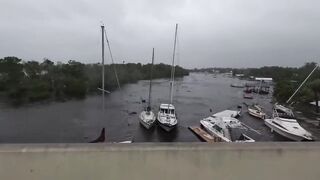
[0,56,189,105]
[192,62,320,113]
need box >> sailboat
[157,24,179,132]
[248,104,266,120]
[139,48,156,129]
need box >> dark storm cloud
[0,0,320,68]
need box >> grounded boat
[264,117,313,141]
[139,48,156,129]
[200,116,255,142]
[248,105,266,119]
[157,24,179,132]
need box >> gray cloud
[0,0,320,68]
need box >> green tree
[309,79,320,113]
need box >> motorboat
[200,116,255,142]
[157,103,177,131]
[264,117,313,141]
[248,105,266,119]
[139,48,156,129]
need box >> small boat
[264,117,313,141]
[248,105,266,119]
[200,116,255,142]
[243,93,253,99]
[139,48,156,129]
[140,109,156,129]
[157,103,178,131]
[231,83,245,88]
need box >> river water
[0,73,289,143]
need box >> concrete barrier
[0,143,319,180]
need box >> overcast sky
[0,0,320,68]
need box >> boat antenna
[286,63,318,104]
[104,28,121,90]
[169,23,178,104]
[101,25,105,110]
[148,48,155,110]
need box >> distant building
[255,77,273,82]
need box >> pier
[188,126,222,142]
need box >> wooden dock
[188,126,222,143]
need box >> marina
[0,72,317,143]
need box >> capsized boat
[200,116,255,142]
[139,48,156,129]
[157,103,177,131]
[248,105,266,119]
[264,117,313,141]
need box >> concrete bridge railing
[0,142,319,180]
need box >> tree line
[192,62,320,111]
[0,56,189,105]
[233,62,320,106]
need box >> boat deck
[188,126,222,142]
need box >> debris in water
[129,112,137,115]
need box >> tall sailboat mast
[148,48,155,110]
[170,24,178,104]
[101,25,105,109]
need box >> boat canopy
[160,104,175,110]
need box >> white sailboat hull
[139,111,156,130]
[158,122,177,132]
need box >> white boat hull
[248,108,265,119]
[139,111,156,130]
[264,119,312,141]
[157,104,178,132]
[158,122,177,132]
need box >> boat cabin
[159,104,175,115]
